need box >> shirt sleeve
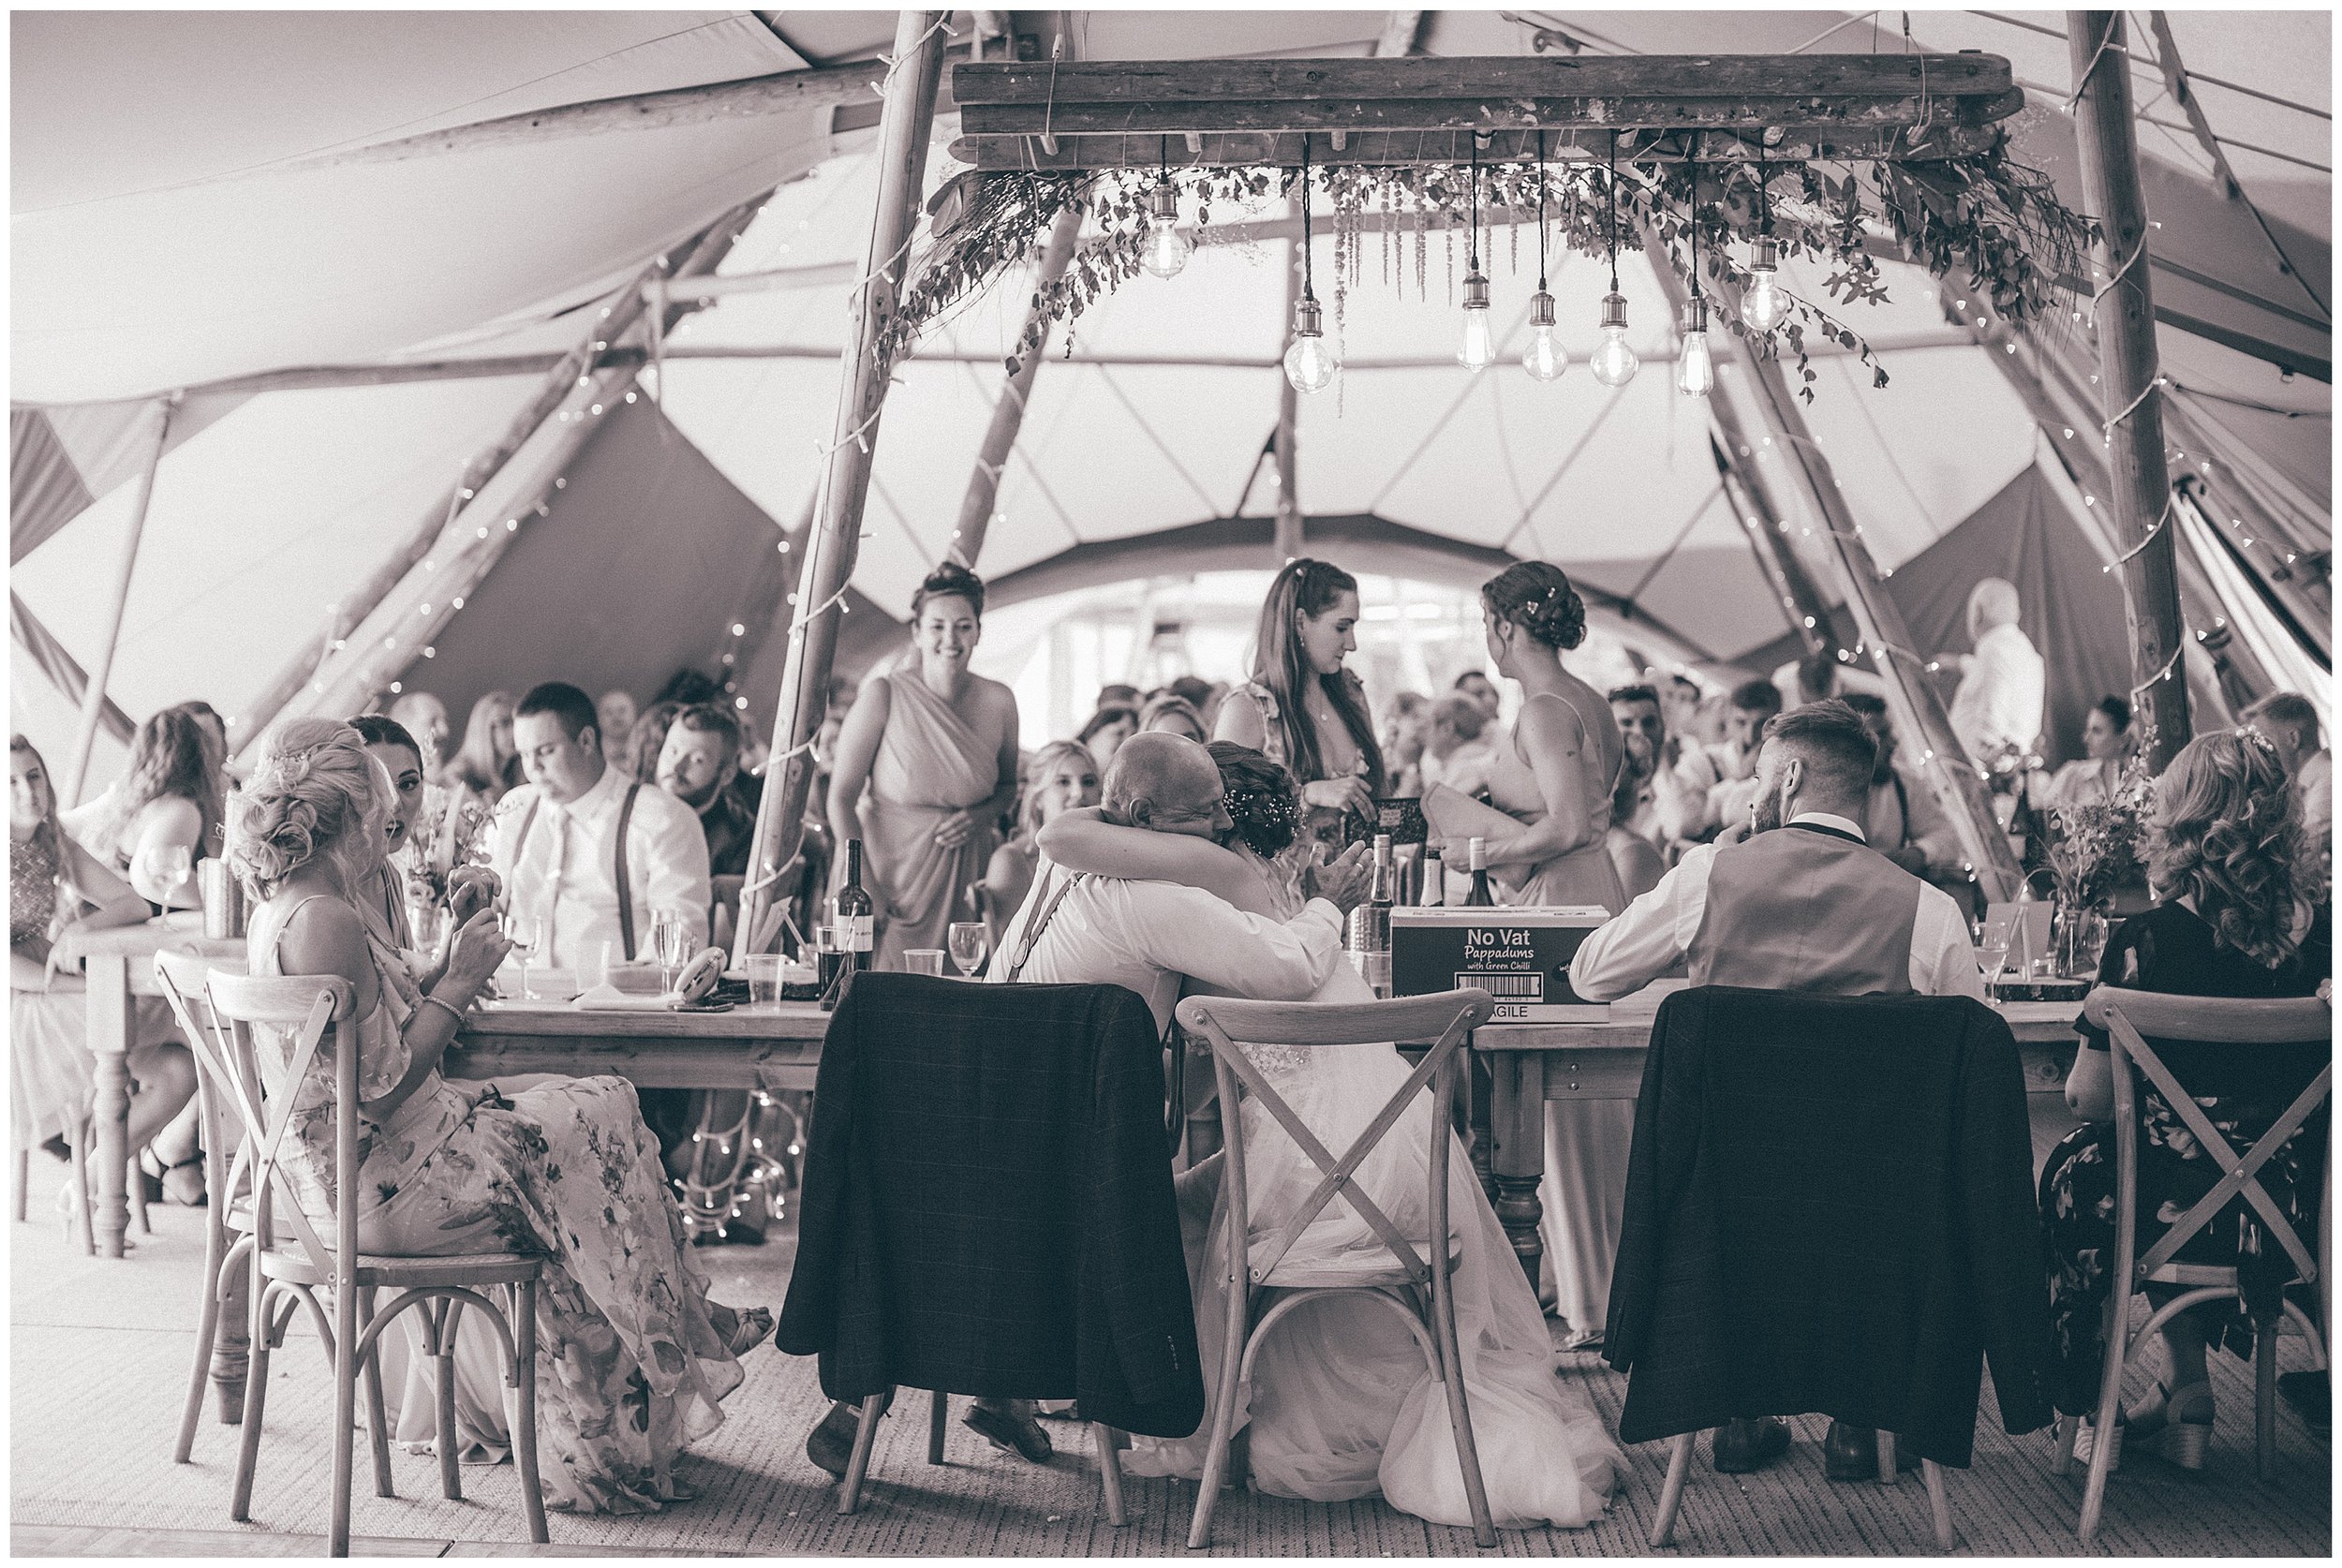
[638,791,713,951]
[1571,846,1714,1001]
[1132,883,1343,1001]
[1912,884,1987,1001]
[1900,767,1963,870]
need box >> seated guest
[488,682,710,973]
[348,716,497,956]
[1380,690,1431,798]
[387,692,452,772]
[1843,694,1962,879]
[1166,674,1216,722]
[11,733,198,1214]
[1608,683,1703,851]
[1605,732,1666,901]
[597,689,639,763]
[1419,692,1499,799]
[1138,691,1208,745]
[623,699,683,786]
[442,690,523,810]
[65,703,226,910]
[1022,734,1623,1528]
[234,717,769,1512]
[1077,703,1139,772]
[1453,669,1501,717]
[1572,700,1984,1479]
[1096,682,1141,714]
[657,705,756,880]
[2042,729,2331,1469]
[1793,649,1841,708]
[2242,691,2332,870]
[2044,695,2136,811]
[979,740,1100,947]
[1679,678,1782,840]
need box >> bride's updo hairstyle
[230,717,388,900]
[1481,561,1588,651]
[1207,742,1302,861]
[912,560,986,620]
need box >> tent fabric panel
[9,406,94,564]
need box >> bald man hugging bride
[993,732,1620,1531]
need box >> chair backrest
[153,948,251,1220]
[1175,988,1495,1290]
[195,969,360,1286]
[2083,985,2332,1290]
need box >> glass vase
[2053,901,2109,981]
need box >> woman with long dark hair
[1214,557,1386,863]
[2042,729,2331,1468]
[72,703,227,910]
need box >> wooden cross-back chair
[2059,986,2333,1546]
[185,962,550,1556]
[1175,986,1499,1551]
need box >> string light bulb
[1282,138,1341,394]
[1521,131,1566,382]
[1140,140,1191,279]
[1742,234,1790,333]
[1677,141,1713,399]
[1457,138,1495,372]
[1589,133,1639,388]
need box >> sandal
[2127,1379,2215,1471]
[139,1147,207,1207]
[709,1302,776,1358]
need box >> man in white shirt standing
[1570,701,1984,1480]
[489,682,712,975]
[1941,577,2046,765]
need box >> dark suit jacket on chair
[1603,985,2055,1465]
[776,972,1206,1439]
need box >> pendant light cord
[1298,136,1315,303]
[1606,132,1620,295]
[1468,139,1481,272]
[1756,143,1771,236]
[1688,132,1702,301]
[1535,131,1549,291]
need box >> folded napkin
[573,984,681,1013]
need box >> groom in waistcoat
[1570,700,1985,1479]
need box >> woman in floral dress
[232,717,771,1513]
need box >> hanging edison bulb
[1677,293,1715,398]
[1588,291,1638,387]
[1741,232,1789,333]
[1140,180,1192,280]
[1521,288,1567,381]
[1457,268,1496,372]
[1283,294,1340,393]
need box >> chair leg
[928,1389,948,1466]
[174,1206,230,1463]
[1875,1429,1899,1488]
[1430,1280,1497,1547]
[14,1145,26,1224]
[330,1278,358,1559]
[1093,1424,1128,1528]
[511,1280,549,1546]
[2256,1308,2279,1482]
[2077,1290,2129,1546]
[359,1287,393,1499]
[1185,1309,1249,1550]
[66,1125,93,1256]
[435,1299,466,1501]
[837,1392,886,1516]
[2051,1413,2078,1478]
[132,1153,150,1235]
[1650,1432,1696,1548]
[215,1236,253,1425]
[1921,1460,1955,1551]
[230,1277,273,1523]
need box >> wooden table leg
[1486,1052,1546,1288]
[84,953,133,1260]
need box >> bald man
[1940,577,2045,764]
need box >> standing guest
[1607,684,1702,851]
[597,689,640,765]
[1843,694,1962,879]
[1794,650,1841,709]
[657,706,756,880]
[1460,562,1629,1352]
[2044,696,2136,811]
[1078,704,1139,772]
[1572,700,1986,1476]
[10,734,198,1213]
[1659,674,1709,747]
[1137,691,1208,745]
[1167,674,1216,719]
[67,703,226,911]
[488,683,711,973]
[980,740,1102,947]
[1454,669,1501,717]
[623,699,684,787]
[443,690,523,809]
[1606,732,1666,901]
[1215,557,1386,860]
[2042,730,2330,1466]
[1097,683,1142,714]
[1380,690,1432,798]
[828,563,1020,969]
[234,717,770,1513]
[388,692,452,772]
[1678,679,1782,840]
[2241,692,2332,858]
[1941,577,2046,765]
[1420,692,1500,800]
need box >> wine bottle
[1419,847,1445,907]
[1353,835,1396,998]
[1463,836,1496,908]
[833,837,875,986]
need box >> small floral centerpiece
[2042,750,2154,975]
[401,782,494,919]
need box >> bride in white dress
[1034,743,1619,1530]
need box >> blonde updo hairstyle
[2147,729,2306,969]
[230,717,391,901]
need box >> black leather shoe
[963,1398,1054,1464]
[806,1401,859,1478]
[1710,1416,1791,1473]
[1824,1421,1923,1481]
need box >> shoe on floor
[963,1400,1054,1464]
[1823,1421,1922,1481]
[806,1401,859,1478]
[1710,1416,1790,1473]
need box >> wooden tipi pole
[2068,10,2192,768]
[63,396,172,806]
[950,202,1084,567]
[735,10,949,960]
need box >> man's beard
[1751,791,1786,835]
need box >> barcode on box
[1457,971,1543,999]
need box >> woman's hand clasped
[445,865,501,927]
[1303,775,1375,821]
[440,908,514,1003]
[933,808,980,851]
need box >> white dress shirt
[1422,735,1500,799]
[1948,621,2046,762]
[488,764,711,971]
[990,866,1347,1034]
[1570,812,1986,1004]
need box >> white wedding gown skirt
[1126,968,1621,1530]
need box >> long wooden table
[1465,984,2083,1287]
[447,998,831,1089]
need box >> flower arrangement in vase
[2043,750,2154,977]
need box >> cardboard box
[1390,907,1611,1022]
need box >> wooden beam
[63,398,171,806]
[737,11,950,964]
[1646,237,2023,900]
[950,202,1084,567]
[2068,11,2191,769]
[10,591,135,746]
[645,261,859,301]
[1273,195,1305,564]
[963,90,2014,138]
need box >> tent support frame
[63,397,172,806]
[951,202,1084,568]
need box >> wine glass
[947,921,990,981]
[156,844,195,908]
[503,912,541,999]
[652,910,691,995]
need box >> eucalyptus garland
[877,130,2095,403]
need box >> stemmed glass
[947,922,990,981]
[652,910,691,995]
[156,844,195,909]
[504,912,541,1000]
